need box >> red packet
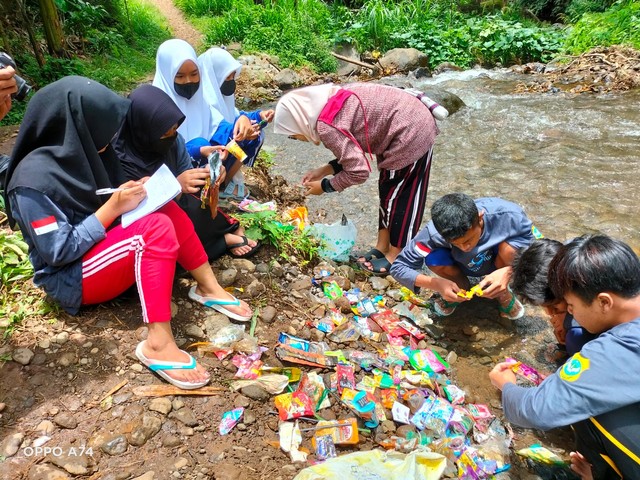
[274,391,315,420]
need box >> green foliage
[175,0,234,16]
[0,230,33,285]
[564,0,640,53]
[254,150,276,170]
[233,210,320,262]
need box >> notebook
[121,164,181,228]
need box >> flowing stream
[264,69,640,249]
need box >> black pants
[574,403,640,479]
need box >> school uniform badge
[414,242,431,257]
[559,352,590,382]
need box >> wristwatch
[321,178,336,193]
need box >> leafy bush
[564,0,640,53]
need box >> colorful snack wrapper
[260,366,302,383]
[298,372,331,410]
[456,284,484,299]
[505,357,542,385]
[274,391,315,420]
[405,348,450,373]
[378,388,399,409]
[341,388,379,427]
[323,281,344,300]
[311,418,359,446]
[392,401,412,424]
[314,434,337,460]
[465,404,494,422]
[219,407,244,435]
[443,384,466,405]
[336,364,356,393]
[516,444,567,465]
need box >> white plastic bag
[293,449,447,480]
[309,215,357,262]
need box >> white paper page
[121,164,181,228]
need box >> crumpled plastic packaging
[230,374,290,394]
[292,449,446,480]
[280,420,308,463]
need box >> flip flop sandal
[135,341,210,390]
[498,291,526,320]
[430,296,460,317]
[227,236,261,259]
[188,286,252,322]
[361,256,392,276]
[350,247,385,263]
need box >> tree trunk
[17,0,45,67]
[38,0,64,57]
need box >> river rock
[57,352,77,367]
[149,397,172,415]
[334,295,352,313]
[184,324,205,338]
[1,432,23,457]
[381,420,396,434]
[203,313,231,335]
[290,276,311,291]
[234,394,253,407]
[132,473,156,480]
[13,347,34,365]
[162,434,182,448]
[270,261,285,277]
[218,268,238,287]
[243,410,256,425]
[230,258,256,273]
[433,61,463,74]
[53,412,78,429]
[36,420,55,435]
[172,399,185,411]
[259,306,277,324]
[334,42,360,76]
[245,279,266,297]
[369,276,390,291]
[48,450,92,475]
[336,265,355,282]
[28,464,71,480]
[129,414,163,446]
[274,68,301,90]
[169,408,198,427]
[422,87,466,116]
[54,331,70,344]
[379,48,428,72]
[101,434,128,456]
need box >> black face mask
[174,81,199,100]
[151,134,177,155]
[220,79,236,96]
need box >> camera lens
[13,74,31,102]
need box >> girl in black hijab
[112,84,259,260]
[4,76,252,390]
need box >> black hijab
[112,84,185,180]
[4,76,131,227]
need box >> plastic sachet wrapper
[274,391,315,420]
[219,407,244,435]
[405,348,450,373]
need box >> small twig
[99,379,128,404]
[330,52,377,71]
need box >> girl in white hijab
[198,47,274,200]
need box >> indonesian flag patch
[31,216,59,235]
[414,242,432,257]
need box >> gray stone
[243,410,256,425]
[1,432,24,457]
[13,347,34,365]
[162,434,182,448]
[203,313,231,336]
[381,420,396,434]
[334,42,360,76]
[149,397,172,415]
[129,414,163,446]
[28,464,71,480]
[433,62,463,74]
[336,265,355,282]
[218,268,238,287]
[259,306,277,324]
[270,261,285,277]
[379,48,428,72]
[412,66,431,78]
[48,450,92,475]
[172,399,185,411]
[171,302,179,318]
[53,412,78,429]
[112,392,133,405]
[274,68,301,90]
[234,394,252,408]
[169,408,198,427]
[245,279,266,298]
[230,258,256,273]
[57,352,77,367]
[36,420,55,435]
[184,324,205,338]
[240,385,270,402]
[101,434,128,456]
[54,331,70,344]
[422,87,466,116]
[369,276,390,291]
[174,457,189,469]
[39,339,51,349]
[290,276,311,291]
[132,473,155,480]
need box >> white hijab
[152,39,212,142]
[198,47,242,134]
[273,84,341,145]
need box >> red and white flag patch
[31,216,59,235]
[414,242,432,257]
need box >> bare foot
[142,340,209,383]
[570,451,594,480]
[195,287,252,318]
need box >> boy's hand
[489,362,517,390]
[233,115,254,141]
[200,145,227,159]
[177,167,209,194]
[478,266,512,298]
[435,278,467,303]
[302,180,323,196]
[570,452,594,480]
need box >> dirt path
[146,0,204,48]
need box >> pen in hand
[95,187,127,195]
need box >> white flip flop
[188,286,252,322]
[135,341,210,390]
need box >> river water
[264,69,640,250]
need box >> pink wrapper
[219,407,244,435]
